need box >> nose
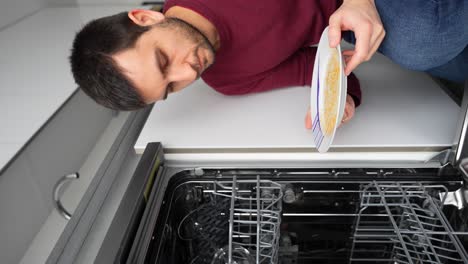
[166,61,200,84]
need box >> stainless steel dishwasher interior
[137,168,468,264]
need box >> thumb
[328,15,342,48]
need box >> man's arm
[208,47,361,106]
[206,47,361,128]
[329,0,385,75]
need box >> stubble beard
[158,17,216,69]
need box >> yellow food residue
[320,49,340,136]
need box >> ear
[128,9,165,26]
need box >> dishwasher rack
[208,176,283,264]
[349,181,468,264]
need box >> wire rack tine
[374,182,415,263]
[227,176,237,263]
[349,181,468,264]
[213,175,282,264]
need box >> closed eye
[156,48,169,75]
[155,48,173,100]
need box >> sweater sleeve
[205,47,362,107]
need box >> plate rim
[310,26,347,153]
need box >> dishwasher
[95,147,468,264]
[89,83,468,264]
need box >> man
[70,0,467,129]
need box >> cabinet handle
[53,173,79,220]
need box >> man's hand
[328,0,385,75]
[305,94,356,129]
[341,94,356,124]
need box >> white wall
[0,0,48,30]
[0,0,149,30]
[75,0,142,4]
[48,0,145,5]
[47,0,78,6]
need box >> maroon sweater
[164,0,362,106]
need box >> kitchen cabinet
[0,90,121,264]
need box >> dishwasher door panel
[96,143,468,264]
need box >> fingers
[330,0,386,75]
[342,29,385,74]
[305,107,312,129]
[339,110,348,128]
[341,95,355,124]
[342,50,355,56]
[328,14,342,48]
[344,24,371,75]
[341,105,349,122]
[343,50,355,64]
[341,108,351,124]
[307,96,356,130]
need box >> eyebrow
[155,48,170,100]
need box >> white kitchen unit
[135,51,459,167]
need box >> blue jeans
[345,0,468,83]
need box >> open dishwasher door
[92,142,468,264]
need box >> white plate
[310,27,347,153]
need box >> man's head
[70,9,216,110]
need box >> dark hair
[70,12,150,110]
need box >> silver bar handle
[53,173,79,220]
[452,80,468,166]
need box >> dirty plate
[310,26,347,153]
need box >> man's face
[113,17,215,103]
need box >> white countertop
[0,5,140,171]
[135,50,460,159]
